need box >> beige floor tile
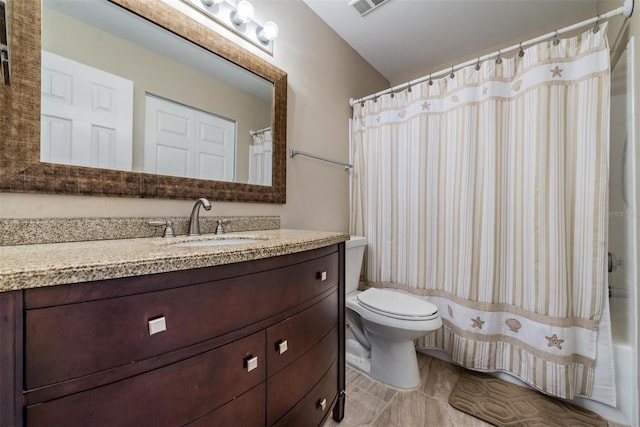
[347,369,398,403]
[370,390,453,427]
[325,385,388,427]
[417,352,464,400]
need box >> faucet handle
[149,220,176,238]
[215,219,230,235]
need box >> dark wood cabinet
[266,291,338,376]
[26,331,267,426]
[0,244,346,427]
[267,328,339,426]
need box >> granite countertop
[0,229,349,292]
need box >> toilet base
[346,337,371,372]
[345,336,422,389]
[369,338,421,389]
[345,325,372,373]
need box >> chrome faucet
[188,198,212,236]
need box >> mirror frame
[0,0,287,203]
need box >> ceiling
[302,0,605,85]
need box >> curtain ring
[553,31,560,46]
[495,51,502,65]
[407,82,412,92]
[360,101,365,107]
[475,58,481,71]
[518,43,525,57]
[428,74,433,86]
[593,17,600,33]
[449,66,455,79]
[373,96,378,103]
[390,92,395,98]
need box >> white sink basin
[171,238,260,248]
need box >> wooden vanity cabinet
[0,244,346,427]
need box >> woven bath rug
[449,370,607,426]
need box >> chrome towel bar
[289,149,352,171]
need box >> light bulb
[232,0,254,25]
[257,21,279,43]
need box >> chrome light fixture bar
[182,0,278,55]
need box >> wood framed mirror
[0,0,287,203]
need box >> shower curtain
[248,129,272,186]
[350,26,614,402]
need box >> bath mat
[449,370,607,427]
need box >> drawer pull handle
[245,356,258,372]
[148,316,167,335]
[317,271,327,281]
[278,339,288,354]
[318,398,327,411]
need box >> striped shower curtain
[350,26,612,401]
[248,129,273,186]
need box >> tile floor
[325,351,627,427]
[324,352,491,427]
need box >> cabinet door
[26,332,265,427]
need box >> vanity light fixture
[232,0,254,26]
[257,21,279,43]
[182,0,278,55]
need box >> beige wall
[0,0,389,232]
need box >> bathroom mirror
[0,0,287,203]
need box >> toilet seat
[357,288,439,321]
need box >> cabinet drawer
[267,291,337,376]
[275,361,338,427]
[25,252,338,389]
[187,383,265,427]
[267,327,338,426]
[26,332,265,427]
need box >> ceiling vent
[348,0,390,17]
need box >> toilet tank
[345,236,367,294]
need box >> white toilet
[345,236,442,389]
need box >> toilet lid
[357,288,439,321]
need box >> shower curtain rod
[249,126,271,136]
[349,0,634,107]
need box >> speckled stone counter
[0,229,349,292]
[0,216,280,246]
